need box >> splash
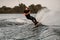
[36,8,60,25]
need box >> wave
[0,18,28,27]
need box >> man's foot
[35,22,40,27]
[33,22,40,28]
[35,22,38,25]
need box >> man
[24,7,38,25]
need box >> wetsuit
[24,9,38,25]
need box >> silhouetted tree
[11,6,20,13]
[35,4,42,12]
[29,4,36,13]
[29,4,42,13]
[0,6,11,13]
[19,3,26,13]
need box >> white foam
[16,18,26,23]
[5,18,27,23]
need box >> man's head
[25,7,29,10]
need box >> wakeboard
[34,23,44,28]
[32,23,45,31]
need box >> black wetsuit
[24,10,38,25]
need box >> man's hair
[25,7,30,10]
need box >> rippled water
[0,14,36,19]
[0,13,60,40]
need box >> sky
[0,0,60,10]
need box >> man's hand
[24,13,29,15]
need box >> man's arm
[24,10,31,15]
[28,11,31,14]
[24,13,29,15]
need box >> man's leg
[30,16,38,25]
[26,15,38,25]
[32,19,38,25]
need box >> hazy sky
[0,0,60,10]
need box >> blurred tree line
[0,3,46,13]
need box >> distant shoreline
[0,3,46,13]
[0,13,37,14]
